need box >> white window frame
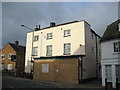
[64,43,71,55]
[46,45,52,56]
[47,33,52,39]
[64,29,71,37]
[32,47,38,56]
[1,54,5,60]
[33,35,39,41]
[113,41,120,53]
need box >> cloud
[2,2,118,48]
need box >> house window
[47,33,52,39]
[46,45,52,56]
[64,29,71,37]
[33,35,39,41]
[64,43,71,55]
[32,47,38,56]
[113,41,120,53]
[1,55,5,60]
[8,54,13,59]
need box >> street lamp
[21,24,34,74]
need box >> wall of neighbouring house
[17,52,25,72]
[82,22,101,79]
[33,58,79,84]
[1,43,16,70]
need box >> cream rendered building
[25,20,101,83]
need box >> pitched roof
[9,43,26,53]
[100,19,120,42]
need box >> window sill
[64,35,71,37]
[113,52,120,55]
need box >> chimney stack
[15,41,19,45]
[35,25,41,31]
[50,22,56,27]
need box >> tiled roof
[9,43,26,53]
[100,19,120,42]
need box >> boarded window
[42,64,49,73]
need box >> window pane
[64,30,71,37]
[47,33,52,39]
[33,47,38,56]
[46,45,52,56]
[34,36,39,41]
[64,43,71,55]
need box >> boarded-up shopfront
[33,56,83,84]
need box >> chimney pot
[50,22,56,27]
[15,41,19,45]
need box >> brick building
[0,41,25,74]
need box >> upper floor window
[33,35,39,41]
[1,54,5,60]
[47,33,52,40]
[64,29,71,37]
[46,45,52,56]
[113,41,120,53]
[8,54,12,59]
[64,43,71,55]
[32,47,38,56]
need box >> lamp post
[21,25,34,75]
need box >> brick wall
[1,43,16,70]
[33,58,78,84]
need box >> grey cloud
[2,2,118,48]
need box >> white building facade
[101,19,120,88]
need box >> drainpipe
[78,56,83,83]
[95,35,98,79]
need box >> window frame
[113,41,120,53]
[64,29,71,37]
[33,35,39,41]
[46,45,52,56]
[1,54,5,60]
[47,33,53,40]
[32,47,38,56]
[64,43,71,55]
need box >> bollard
[116,78,118,90]
[105,78,107,90]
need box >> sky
[1,2,119,48]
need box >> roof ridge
[9,43,25,47]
